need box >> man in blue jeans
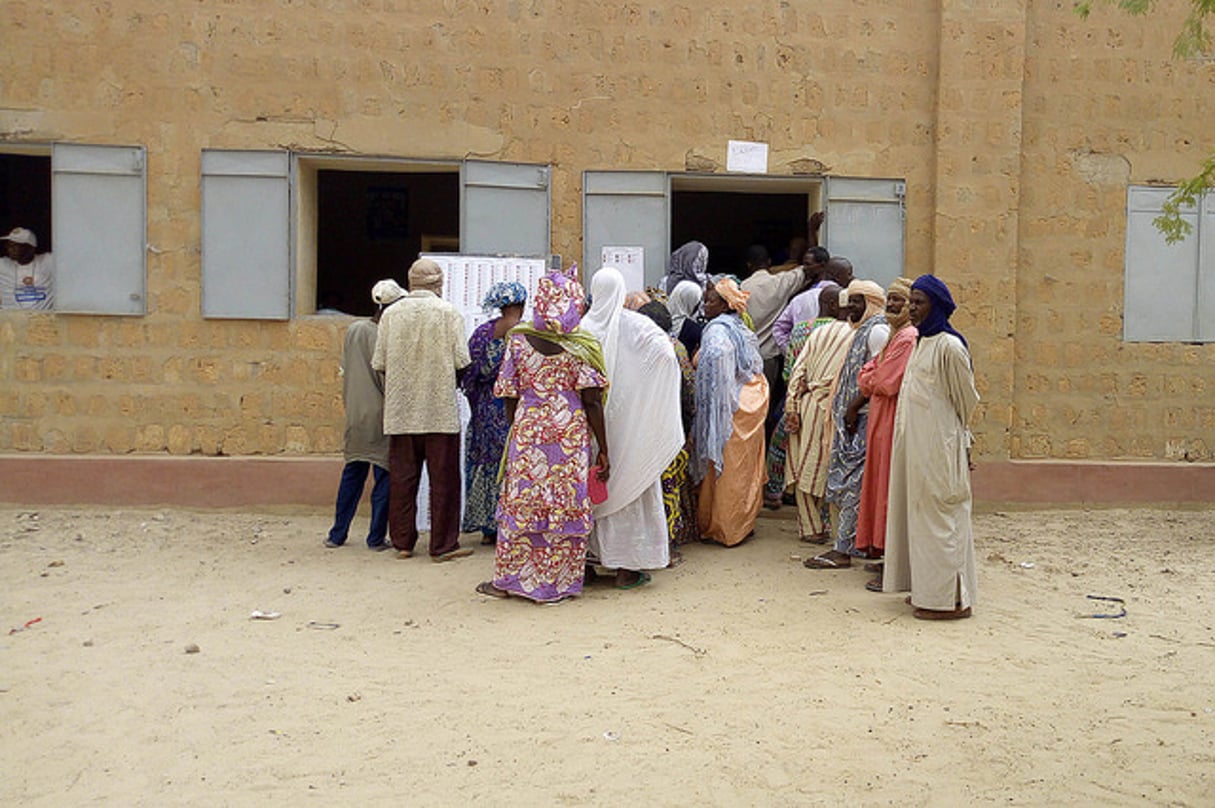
[324,279,405,550]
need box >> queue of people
[327,236,981,621]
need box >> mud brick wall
[0,0,1212,461]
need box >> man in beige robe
[882,275,979,620]
[784,284,853,543]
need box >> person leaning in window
[0,227,54,310]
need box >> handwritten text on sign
[726,140,769,174]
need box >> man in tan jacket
[372,259,473,562]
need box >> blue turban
[911,274,967,349]
[482,281,528,312]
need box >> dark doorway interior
[0,154,52,253]
[316,169,459,316]
[670,190,809,279]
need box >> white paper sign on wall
[600,245,646,292]
[726,140,769,174]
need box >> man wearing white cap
[372,258,474,562]
[0,227,54,310]
[323,279,405,551]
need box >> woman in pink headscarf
[476,269,609,603]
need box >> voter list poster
[413,255,549,530]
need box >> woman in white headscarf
[667,279,705,357]
[581,267,684,588]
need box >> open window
[671,174,818,277]
[582,170,904,289]
[0,143,146,314]
[201,151,551,319]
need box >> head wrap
[482,281,528,312]
[885,277,914,330]
[530,269,586,335]
[371,278,406,307]
[911,274,967,348]
[665,241,710,294]
[842,279,886,324]
[667,280,703,337]
[506,267,606,392]
[584,267,626,331]
[713,276,750,314]
[637,300,672,333]
[583,267,628,385]
[407,258,443,293]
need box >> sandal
[475,581,509,599]
[803,551,851,569]
[616,571,652,590]
[913,606,972,620]
[799,533,830,545]
[863,561,884,574]
[865,577,883,593]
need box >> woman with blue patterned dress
[459,281,528,544]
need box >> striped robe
[785,319,854,497]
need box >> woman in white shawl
[582,267,685,588]
[667,279,705,357]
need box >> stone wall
[1014,0,1215,461]
[0,0,1212,463]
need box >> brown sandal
[913,606,972,620]
[804,551,851,569]
[475,581,509,599]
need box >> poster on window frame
[412,254,549,530]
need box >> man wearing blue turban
[882,274,980,620]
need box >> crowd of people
[328,227,980,621]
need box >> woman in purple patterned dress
[459,282,528,545]
[475,269,609,603]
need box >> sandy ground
[1,503,1213,807]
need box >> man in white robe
[883,275,979,619]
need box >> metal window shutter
[582,170,669,287]
[1123,186,1199,342]
[460,160,551,257]
[823,176,906,290]
[201,150,291,320]
[51,143,147,315]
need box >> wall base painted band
[1,455,1213,509]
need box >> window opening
[669,174,822,280]
[314,168,459,317]
[0,150,53,311]
[671,190,811,278]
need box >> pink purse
[588,465,608,505]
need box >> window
[1124,186,1215,342]
[200,151,551,319]
[0,143,146,315]
[582,172,906,289]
